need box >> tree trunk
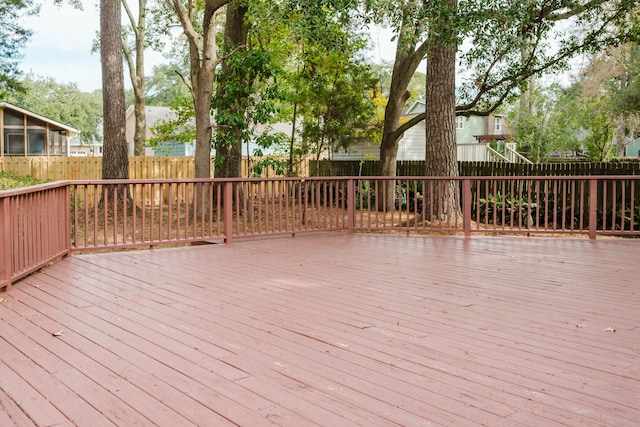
[214,2,249,179]
[190,2,223,179]
[378,89,409,211]
[377,19,428,211]
[615,70,629,158]
[424,0,459,221]
[193,75,214,179]
[122,0,148,156]
[101,0,129,180]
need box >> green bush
[0,171,45,190]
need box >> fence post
[0,196,13,291]
[347,178,355,233]
[224,181,233,244]
[589,179,598,240]
[462,179,471,237]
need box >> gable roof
[0,101,79,133]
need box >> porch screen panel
[28,129,46,154]
[3,109,25,155]
[49,130,65,155]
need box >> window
[5,133,25,155]
[456,116,464,129]
[4,109,24,126]
[494,117,502,132]
[28,130,46,154]
[49,130,67,155]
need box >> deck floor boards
[1,234,639,426]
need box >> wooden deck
[1,234,639,426]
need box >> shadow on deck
[1,234,639,426]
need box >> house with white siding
[332,101,528,162]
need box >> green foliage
[145,63,191,106]
[249,155,288,177]
[579,97,616,161]
[0,171,45,190]
[0,0,37,96]
[605,205,640,231]
[248,131,290,177]
[213,46,285,159]
[370,61,425,106]
[354,180,376,210]
[299,60,379,155]
[508,85,582,162]
[148,101,196,152]
[610,44,640,114]
[247,0,382,165]
[456,0,640,115]
[3,75,103,143]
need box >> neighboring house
[69,122,104,156]
[624,137,640,158]
[69,138,103,157]
[125,105,180,156]
[0,102,77,157]
[332,101,521,162]
[248,122,295,157]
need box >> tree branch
[166,0,200,53]
[391,111,425,141]
[175,70,195,103]
[548,0,608,21]
[121,0,137,32]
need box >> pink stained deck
[1,234,639,426]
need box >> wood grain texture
[1,234,639,426]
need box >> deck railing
[2,176,639,290]
[0,182,71,291]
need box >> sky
[20,2,103,92]
[19,2,400,93]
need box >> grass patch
[0,171,46,190]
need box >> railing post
[462,178,471,238]
[589,179,598,240]
[223,181,233,244]
[347,178,355,234]
[0,196,13,291]
[64,184,72,257]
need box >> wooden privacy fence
[311,160,640,176]
[0,155,310,181]
[2,175,639,290]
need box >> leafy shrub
[0,171,45,190]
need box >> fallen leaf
[52,330,64,337]
[603,327,616,333]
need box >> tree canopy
[0,0,37,96]
[3,75,103,143]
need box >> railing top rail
[4,175,639,196]
[349,175,640,181]
[68,176,353,185]
[0,180,70,198]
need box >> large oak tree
[372,0,640,211]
